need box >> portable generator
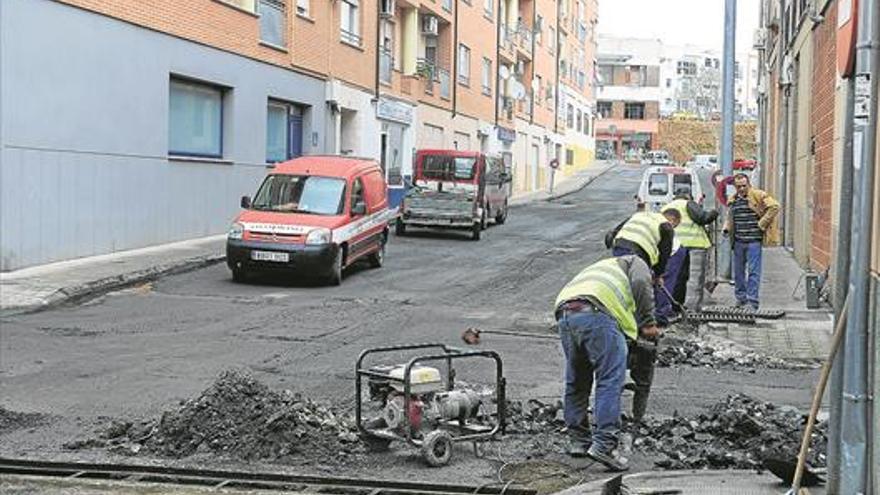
[355,344,505,466]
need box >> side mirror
[352,202,366,216]
[240,196,251,209]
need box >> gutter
[494,0,502,125]
[374,0,381,100]
[553,0,560,135]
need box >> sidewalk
[509,160,617,207]
[0,162,617,316]
[0,235,225,317]
[697,247,834,361]
[556,469,826,495]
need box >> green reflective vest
[554,258,638,341]
[614,212,665,266]
[662,199,711,249]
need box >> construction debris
[0,407,48,434]
[505,399,564,434]
[65,370,363,463]
[633,394,827,470]
[656,336,816,370]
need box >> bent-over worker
[554,255,660,471]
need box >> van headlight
[227,222,244,240]
[305,228,332,245]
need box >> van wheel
[232,268,247,283]
[327,248,344,286]
[495,200,508,225]
[395,218,406,236]
[471,222,482,241]
[368,239,386,268]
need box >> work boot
[566,438,591,458]
[587,445,630,472]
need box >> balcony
[379,48,393,85]
[499,26,516,63]
[416,58,451,105]
[515,23,532,59]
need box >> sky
[597,0,760,53]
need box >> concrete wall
[0,0,327,270]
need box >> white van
[636,166,704,212]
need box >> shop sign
[376,97,414,125]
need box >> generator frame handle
[355,343,506,447]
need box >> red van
[226,156,394,285]
[397,150,511,240]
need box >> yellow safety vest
[614,212,665,266]
[662,199,711,249]
[554,258,638,341]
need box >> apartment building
[0,0,597,270]
[594,36,662,160]
[658,44,759,121]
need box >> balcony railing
[379,48,393,85]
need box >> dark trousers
[655,247,688,319]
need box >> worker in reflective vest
[607,210,680,278]
[658,193,719,321]
[554,255,660,471]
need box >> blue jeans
[733,241,762,308]
[656,247,688,319]
[557,310,628,452]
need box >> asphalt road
[0,164,818,485]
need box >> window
[266,101,304,163]
[258,0,286,46]
[705,57,712,67]
[484,0,493,17]
[442,0,452,11]
[169,78,223,158]
[676,60,696,76]
[420,155,477,180]
[576,110,582,131]
[535,15,543,44]
[578,71,585,89]
[583,114,590,135]
[597,101,612,118]
[481,57,492,95]
[251,175,346,215]
[548,27,555,53]
[647,174,668,195]
[566,104,574,128]
[672,174,693,196]
[666,78,672,88]
[535,75,542,105]
[565,149,574,165]
[350,178,365,211]
[340,0,361,45]
[624,102,645,119]
[458,44,471,86]
[296,0,308,15]
[597,64,613,86]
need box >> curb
[509,163,618,208]
[0,254,226,318]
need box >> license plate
[251,250,289,262]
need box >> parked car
[226,156,395,285]
[636,166,705,212]
[642,150,672,166]
[687,154,719,170]
[397,150,511,240]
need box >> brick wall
[809,0,837,270]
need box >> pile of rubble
[0,406,47,434]
[66,370,362,463]
[634,394,826,470]
[505,399,564,434]
[656,336,814,370]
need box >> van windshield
[250,175,346,215]
[419,155,477,181]
[648,174,669,195]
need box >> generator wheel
[422,430,453,467]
